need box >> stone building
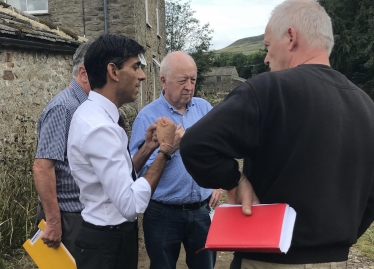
[202,66,246,95]
[0,4,83,244]
[0,3,82,163]
[3,0,167,109]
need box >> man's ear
[287,27,297,51]
[78,66,88,83]
[107,63,119,82]
[160,75,167,88]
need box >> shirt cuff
[131,177,152,214]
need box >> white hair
[160,51,196,77]
[268,0,334,55]
[72,40,92,77]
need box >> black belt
[82,220,136,231]
[151,197,210,211]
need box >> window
[145,0,152,28]
[152,58,161,100]
[152,66,157,101]
[6,0,48,14]
[139,80,146,108]
[139,58,148,108]
[156,6,161,38]
[217,76,221,83]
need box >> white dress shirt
[67,91,151,225]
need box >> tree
[165,0,214,92]
[165,0,213,53]
[211,51,269,79]
[190,46,215,93]
[318,0,374,97]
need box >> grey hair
[72,40,92,77]
[160,51,196,77]
[268,0,334,55]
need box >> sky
[189,0,285,50]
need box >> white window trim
[152,58,161,68]
[5,0,49,14]
[145,0,152,28]
[153,67,157,101]
[153,58,160,100]
[139,58,148,107]
[139,80,145,108]
[156,7,161,38]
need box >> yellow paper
[23,219,76,269]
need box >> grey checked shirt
[35,79,87,212]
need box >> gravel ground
[348,247,374,269]
[138,245,374,269]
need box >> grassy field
[214,34,264,54]
[356,223,374,260]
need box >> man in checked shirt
[32,41,92,255]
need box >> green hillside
[215,34,264,55]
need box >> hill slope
[215,34,264,54]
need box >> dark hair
[84,34,145,90]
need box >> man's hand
[41,220,62,248]
[209,189,223,208]
[226,187,238,204]
[33,158,62,248]
[144,122,159,151]
[171,124,185,153]
[156,117,176,148]
[229,173,260,216]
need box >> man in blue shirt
[130,51,222,269]
[33,41,91,254]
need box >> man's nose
[185,79,193,89]
[138,69,146,81]
[264,55,269,65]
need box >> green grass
[0,137,38,265]
[0,250,36,269]
[215,34,264,55]
[355,224,374,260]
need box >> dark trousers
[74,220,138,269]
[35,203,83,257]
[143,200,216,269]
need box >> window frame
[152,58,161,100]
[156,6,161,38]
[145,0,152,28]
[5,0,49,14]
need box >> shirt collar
[69,79,88,104]
[159,89,195,113]
[88,91,119,123]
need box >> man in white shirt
[67,34,176,269]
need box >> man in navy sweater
[180,0,374,268]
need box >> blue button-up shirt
[35,79,87,212]
[130,92,212,204]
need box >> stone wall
[0,46,73,176]
[203,75,244,95]
[37,0,166,111]
[203,75,231,94]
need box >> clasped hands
[145,117,184,154]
